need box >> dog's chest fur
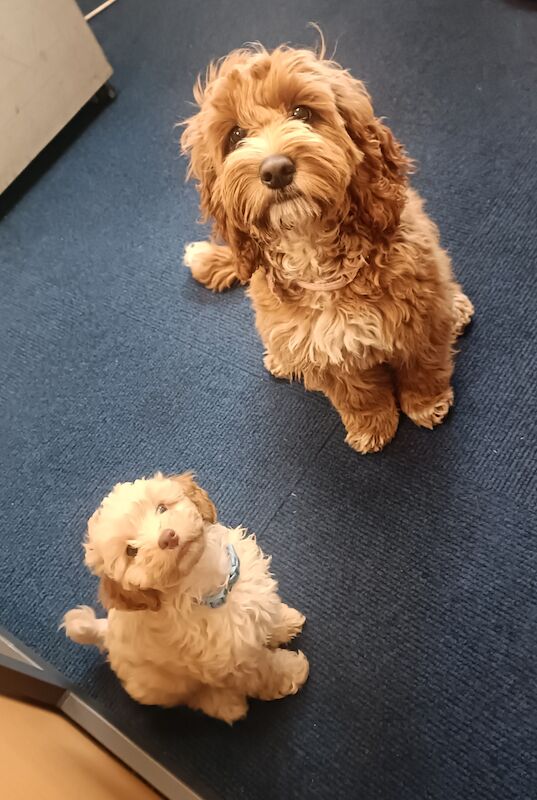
[276,230,329,284]
[252,230,390,371]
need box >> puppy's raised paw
[61,606,107,651]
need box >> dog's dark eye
[126,544,138,557]
[156,504,167,514]
[292,106,312,123]
[229,126,247,150]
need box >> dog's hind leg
[190,687,249,724]
[248,649,309,701]
[451,283,474,337]
[61,606,108,651]
[269,603,306,646]
[184,242,239,292]
[263,351,294,381]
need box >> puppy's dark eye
[126,544,138,557]
[156,504,167,514]
[229,126,247,150]
[292,106,312,123]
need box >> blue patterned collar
[200,544,240,609]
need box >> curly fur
[181,43,474,453]
[62,473,308,723]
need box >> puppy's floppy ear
[98,575,161,612]
[171,472,217,524]
[325,64,411,232]
[83,508,105,573]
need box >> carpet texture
[1,1,536,798]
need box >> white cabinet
[0,0,112,193]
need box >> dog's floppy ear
[325,64,410,233]
[182,120,260,283]
[181,60,263,284]
[181,63,225,226]
[171,472,217,524]
[181,109,218,225]
[98,575,161,612]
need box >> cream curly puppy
[62,472,308,723]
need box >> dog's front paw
[345,408,400,454]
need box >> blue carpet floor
[1,1,536,798]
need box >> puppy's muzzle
[260,154,295,190]
[158,528,179,549]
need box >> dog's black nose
[159,528,179,549]
[260,155,295,189]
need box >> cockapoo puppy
[62,472,308,723]
[181,41,474,453]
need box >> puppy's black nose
[158,528,179,549]
[260,155,295,189]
